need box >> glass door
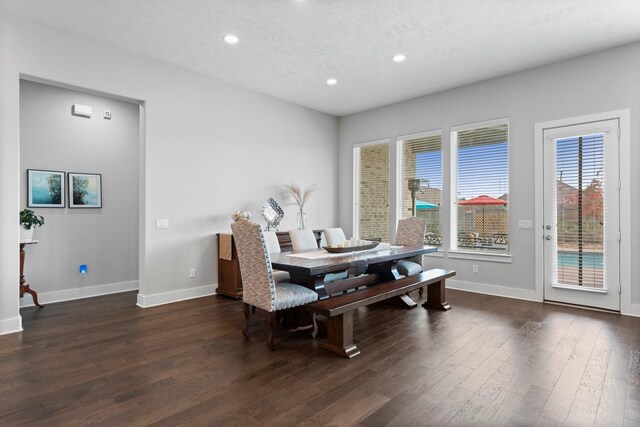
[542,119,619,311]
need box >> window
[398,131,443,246]
[354,140,390,243]
[451,119,509,254]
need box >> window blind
[453,121,509,253]
[555,134,604,288]
[357,142,390,243]
[401,134,442,246]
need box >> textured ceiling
[1,0,640,116]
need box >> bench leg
[422,279,451,311]
[320,311,361,358]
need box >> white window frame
[353,138,390,240]
[396,129,443,254]
[450,117,511,261]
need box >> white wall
[0,13,338,333]
[338,42,640,309]
[19,80,140,306]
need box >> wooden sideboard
[216,230,323,299]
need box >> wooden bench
[306,268,456,358]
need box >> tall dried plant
[284,182,317,209]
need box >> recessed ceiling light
[326,78,337,86]
[393,53,406,62]
[223,34,239,44]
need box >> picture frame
[68,172,102,208]
[27,169,66,208]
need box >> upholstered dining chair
[289,229,319,251]
[290,229,349,282]
[231,219,318,350]
[263,230,290,283]
[323,227,368,277]
[323,228,347,246]
[395,216,427,294]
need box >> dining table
[270,243,442,308]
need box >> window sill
[447,250,512,263]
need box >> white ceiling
[1,0,640,116]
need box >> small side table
[20,240,44,308]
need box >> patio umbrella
[415,200,438,211]
[458,195,507,235]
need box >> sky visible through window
[415,142,508,200]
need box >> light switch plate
[155,219,169,229]
[518,220,533,229]
[72,104,92,117]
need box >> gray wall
[0,13,338,333]
[338,42,640,310]
[19,80,139,303]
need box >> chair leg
[267,311,277,350]
[242,303,251,339]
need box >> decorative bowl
[322,241,379,253]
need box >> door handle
[545,235,552,240]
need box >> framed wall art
[27,169,65,208]
[68,172,102,208]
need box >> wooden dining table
[270,244,441,308]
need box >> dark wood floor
[1,290,639,426]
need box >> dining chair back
[231,219,318,349]
[263,230,289,283]
[395,217,427,279]
[323,227,366,276]
[289,229,318,251]
[263,230,282,254]
[323,228,347,246]
[290,229,349,282]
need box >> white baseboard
[19,280,138,308]
[627,304,640,318]
[0,316,23,336]
[447,279,539,302]
[136,284,217,308]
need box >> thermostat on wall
[72,103,92,117]
[104,110,111,120]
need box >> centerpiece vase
[297,209,306,230]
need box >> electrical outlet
[190,268,196,278]
[472,264,479,274]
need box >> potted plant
[20,208,44,241]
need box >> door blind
[555,134,605,288]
